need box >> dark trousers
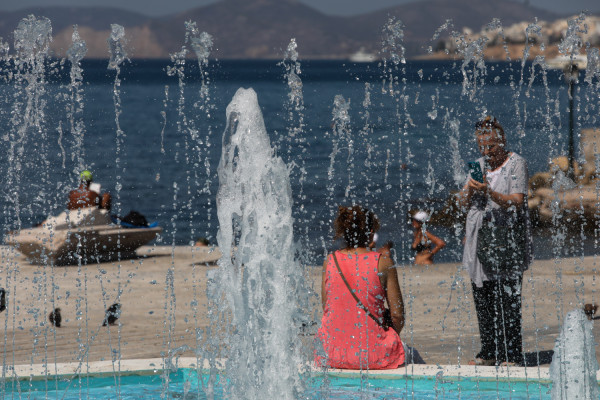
[472,276,523,364]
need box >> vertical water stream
[210,88,307,399]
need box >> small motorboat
[6,207,162,265]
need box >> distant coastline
[415,44,589,61]
[2,0,593,60]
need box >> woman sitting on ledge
[315,205,405,369]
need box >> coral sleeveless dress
[315,251,405,369]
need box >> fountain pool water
[0,11,600,400]
[1,363,557,399]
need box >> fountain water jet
[550,309,599,400]
[66,26,87,173]
[209,87,308,399]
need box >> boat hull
[6,208,162,265]
[7,224,162,265]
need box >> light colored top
[462,153,532,287]
[315,251,405,369]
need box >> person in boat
[315,205,405,369]
[410,210,446,265]
[457,116,531,366]
[68,170,112,211]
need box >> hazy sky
[1,0,599,17]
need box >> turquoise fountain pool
[2,367,566,400]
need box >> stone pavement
[1,244,598,368]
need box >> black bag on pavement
[121,210,148,227]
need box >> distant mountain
[146,0,359,58]
[0,7,154,57]
[0,6,150,35]
[349,0,564,55]
[0,0,577,59]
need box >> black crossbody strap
[331,252,385,329]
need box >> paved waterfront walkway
[1,245,598,370]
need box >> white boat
[349,48,378,63]
[6,207,162,265]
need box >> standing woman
[316,205,405,369]
[458,116,532,366]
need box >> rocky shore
[528,128,600,228]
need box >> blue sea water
[0,59,598,264]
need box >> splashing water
[0,37,9,60]
[550,309,599,400]
[445,114,466,186]
[67,25,87,174]
[282,39,304,113]
[14,15,52,57]
[585,47,600,85]
[107,23,128,222]
[277,39,305,161]
[381,17,406,66]
[8,15,53,230]
[558,13,588,58]
[107,24,127,71]
[279,38,311,262]
[381,17,406,97]
[357,83,376,204]
[454,30,488,101]
[187,23,215,242]
[485,18,510,61]
[186,21,213,65]
[105,24,129,386]
[324,94,353,234]
[429,20,454,54]
[209,88,307,399]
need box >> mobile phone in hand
[467,161,484,183]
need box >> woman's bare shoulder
[377,250,394,270]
